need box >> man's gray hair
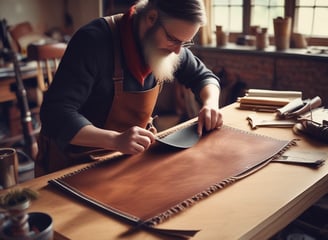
[135,0,207,25]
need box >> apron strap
[104,14,124,82]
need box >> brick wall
[192,46,328,107]
[275,58,328,102]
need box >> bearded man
[36,0,223,176]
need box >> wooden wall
[0,0,101,34]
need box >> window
[294,0,328,37]
[212,0,243,33]
[251,0,284,35]
[210,0,328,45]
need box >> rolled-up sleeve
[175,48,220,102]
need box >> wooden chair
[8,21,34,53]
[27,43,67,100]
[8,21,53,55]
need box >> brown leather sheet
[49,125,294,226]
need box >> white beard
[143,39,180,83]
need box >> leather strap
[104,14,124,82]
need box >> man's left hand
[197,106,223,136]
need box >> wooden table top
[1,103,327,240]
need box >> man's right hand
[115,126,156,154]
[71,125,155,155]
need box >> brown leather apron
[35,15,160,176]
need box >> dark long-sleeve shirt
[40,17,220,150]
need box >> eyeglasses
[159,21,194,48]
